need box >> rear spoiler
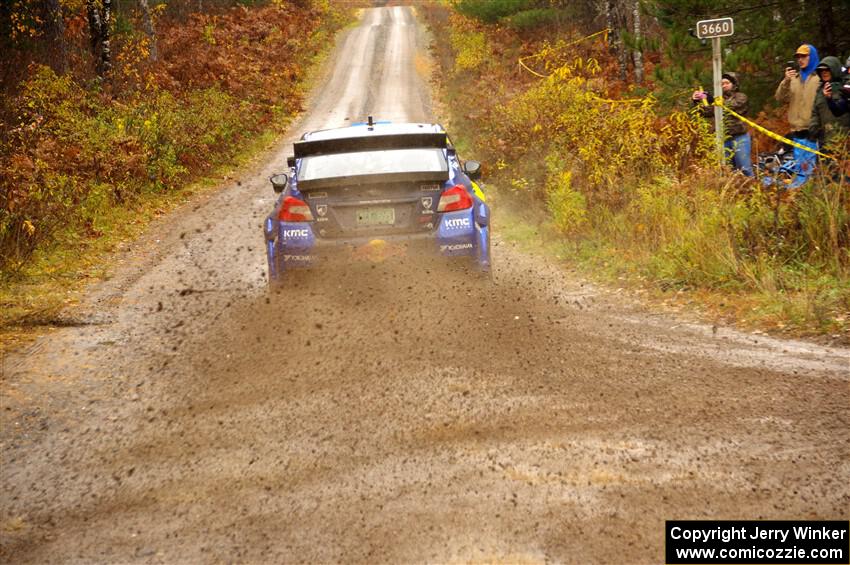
[293,133,448,159]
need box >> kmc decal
[444,217,472,229]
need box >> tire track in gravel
[2,6,848,564]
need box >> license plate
[356,207,395,226]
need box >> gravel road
[2,6,848,564]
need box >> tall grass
[428,8,850,333]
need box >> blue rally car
[263,119,491,286]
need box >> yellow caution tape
[518,28,610,79]
[712,97,832,159]
[519,42,831,161]
[518,57,549,79]
[519,30,648,105]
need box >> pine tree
[647,0,850,111]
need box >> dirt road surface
[2,6,848,564]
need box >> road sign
[696,17,734,39]
[694,17,734,165]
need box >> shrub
[1,1,348,276]
[489,57,711,207]
[452,0,531,23]
[501,8,563,30]
[449,15,491,73]
[545,166,588,236]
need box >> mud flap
[476,224,491,273]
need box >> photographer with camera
[823,55,850,119]
[776,44,821,137]
[810,56,850,147]
[692,72,753,176]
[775,44,821,182]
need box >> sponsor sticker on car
[445,217,471,229]
[440,243,474,252]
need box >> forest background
[0,0,358,341]
[424,0,849,341]
[1,0,848,341]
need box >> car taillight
[278,196,314,222]
[437,185,473,212]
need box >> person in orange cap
[776,44,821,136]
[775,44,821,184]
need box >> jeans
[789,136,818,188]
[724,133,753,177]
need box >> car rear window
[297,148,448,181]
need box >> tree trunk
[100,0,112,76]
[86,0,101,64]
[139,0,157,61]
[606,0,628,82]
[45,0,68,74]
[632,0,643,85]
[815,0,835,55]
[86,0,112,78]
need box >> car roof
[303,122,445,142]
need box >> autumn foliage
[424,5,849,333]
[0,1,347,273]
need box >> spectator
[775,44,821,184]
[776,44,821,137]
[824,55,850,119]
[691,72,753,176]
[810,56,850,147]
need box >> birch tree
[139,0,157,61]
[86,0,112,78]
[633,0,643,85]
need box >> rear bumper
[278,230,476,263]
[266,209,490,281]
[313,230,436,248]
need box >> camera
[786,60,799,72]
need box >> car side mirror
[463,160,482,181]
[286,156,295,168]
[270,173,289,193]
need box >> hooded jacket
[694,72,749,137]
[826,57,850,118]
[810,56,850,145]
[775,44,821,133]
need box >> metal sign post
[712,36,724,163]
[696,17,734,166]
